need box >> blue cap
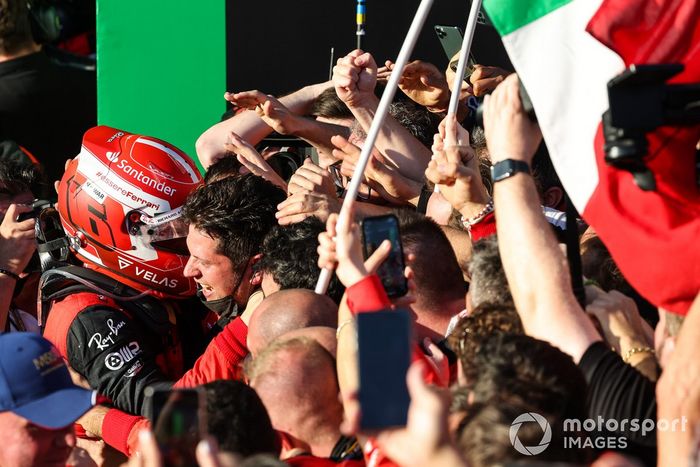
[0,333,95,428]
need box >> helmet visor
[128,207,190,256]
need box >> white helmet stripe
[76,148,171,214]
[134,138,200,183]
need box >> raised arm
[195,81,332,169]
[483,74,600,362]
[333,50,432,181]
[251,94,351,165]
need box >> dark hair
[0,0,33,54]
[470,334,587,420]
[459,400,590,467]
[182,174,286,269]
[450,384,471,415]
[394,209,466,308]
[467,236,513,309]
[203,155,242,184]
[580,234,658,327]
[580,235,629,293]
[448,303,523,385]
[0,155,47,199]
[531,142,562,199]
[458,334,590,466]
[310,87,353,120]
[257,217,345,304]
[203,380,279,457]
[389,100,440,149]
[470,127,494,197]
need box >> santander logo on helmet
[57,126,203,299]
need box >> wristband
[0,268,20,281]
[491,159,531,183]
[416,185,432,214]
[461,199,494,230]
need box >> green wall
[96,0,225,172]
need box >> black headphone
[26,0,71,44]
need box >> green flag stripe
[483,0,573,36]
[97,0,225,172]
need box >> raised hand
[223,132,287,191]
[585,286,654,355]
[287,159,337,197]
[276,190,341,226]
[223,90,267,109]
[0,204,36,276]
[424,115,490,219]
[469,65,511,97]
[376,60,393,84]
[333,50,378,108]
[316,206,390,288]
[252,94,302,136]
[483,74,542,165]
[332,134,421,206]
[394,60,450,111]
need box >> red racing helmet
[56,126,203,298]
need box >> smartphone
[357,309,412,430]
[434,25,477,81]
[145,387,206,467]
[361,214,408,298]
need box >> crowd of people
[1,0,698,466]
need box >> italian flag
[483,0,700,315]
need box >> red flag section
[585,0,700,315]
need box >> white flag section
[494,0,624,212]
[483,0,700,314]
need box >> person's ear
[249,253,263,285]
[542,186,564,210]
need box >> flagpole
[356,0,366,50]
[315,0,435,295]
[447,0,482,125]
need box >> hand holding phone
[361,214,408,298]
[146,387,206,467]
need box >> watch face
[492,160,530,182]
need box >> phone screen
[357,309,412,430]
[361,214,408,298]
[147,388,204,467]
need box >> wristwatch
[491,159,531,183]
